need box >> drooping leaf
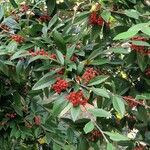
[112,95,125,117]
[71,106,81,122]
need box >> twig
[83,106,109,143]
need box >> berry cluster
[52,78,68,94]
[39,15,51,22]
[123,96,139,108]
[130,36,149,55]
[50,53,57,59]
[5,113,17,119]
[29,49,48,57]
[20,4,29,13]
[88,130,102,142]
[34,116,41,125]
[89,12,107,26]
[10,34,25,43]
[82,67,99,83]
[145,67,150,77]
[66,90,88,107]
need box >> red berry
[10,34,25,43]
[52,78,68,94]
[82,67,98,83]
[66,90,88,107]
[89,12,105,26]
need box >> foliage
[0,0,150,150]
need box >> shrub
[0,0,150,149]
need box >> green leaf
[46,0,56,16]
[71,106,81,122]
[89,108,111,118]
[92,87,110,98]
[83,121,94,134]
[113,30,138,40]
[6,41,18,53]
[141,27,150,36]
[101,10,111,22]
[59,103,72,118]
[107,143,115,150]
[124,9,140,19]
[110,48,130,54]
[112,95,125,117]
[128,22,150,33]
[136,93,150,100]
[88,75,109,86]
[53,143,61,150]
[90,59,109,65]
[77,62,85,74]
[131,41,150,46]
[32,71,56,90]
[66,45,76,62]
[52,96,68,117]
[56,50,64,65]
[137,53,147,71]
[87,48,103,61]
[104,132,130,141]
[9,0,18,8]
[0,60,9,76]
[28,55,49,65]
[73,11,89,24]
[48,14,58,29]
[0,5,4,20]
[53,30,66,50]
[10,50,29,60]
